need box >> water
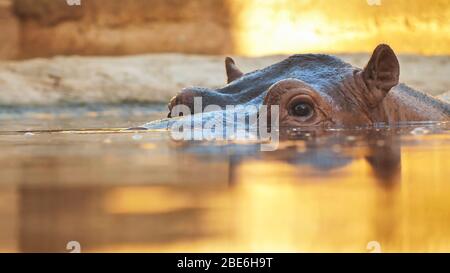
[0,105,449,252]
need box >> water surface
[0,105,449,252]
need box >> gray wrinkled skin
[141,45,450,133]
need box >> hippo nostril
[167,89,198,118]
[168,96,177,110]
[168,90,195,117]
[167,96,179,118]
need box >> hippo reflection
[172,128,403,185]
[166,44,449,127]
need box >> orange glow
[103,187,196,214]
[1,129,449,253]
[87,141,450,252]
[228,0,450,56]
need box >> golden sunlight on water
[0,122,449,253]
[228,0,450,56]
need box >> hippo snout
[168,88,197,117]
[168,87,234,118]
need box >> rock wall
[0,53,448,106]
[11,0,234,58]
[0,0,449,59]
[0,0,19,59]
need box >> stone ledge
[0,53,448,106]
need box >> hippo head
[168,44,400,128]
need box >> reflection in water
[0,120,448,252]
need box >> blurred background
[0,0,450,110]
[0,0,449,59]
[0,0,449,253]
[0,0,448,108]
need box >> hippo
[143,44,449,132]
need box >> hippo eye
[290,102,314,118]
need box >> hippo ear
[362,44,400,105]
[225,57,244,83]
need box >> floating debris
[132,134,143,141]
